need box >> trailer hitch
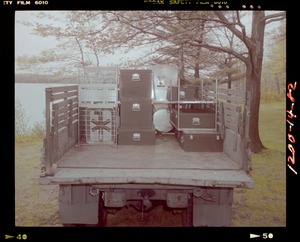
[134,189,156,212]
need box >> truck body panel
[40,135,253,188]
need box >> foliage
[17,11,112,75]
[261,20,286,96]
[15,98,45,144]
[15,122,45,144]
[16,11,249,81]
[260,91,285,103]
[15,98,29,137]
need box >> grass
[15,99,286,227]
[15,139,61,227]
[231,99,286,226]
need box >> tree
[262,20,286,96]
[15,98,29,136]
[185,11,285,153]
[17,11,112,75]
[101,11,216,79]
[211,11,286,153]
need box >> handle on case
[132,73,140,82]
[192,117,201,125]
[132,133,141,141]
[132,103,141,111]
[179,91,185,99]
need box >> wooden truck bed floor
[40,135,254,188]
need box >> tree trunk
[194,62,200,79]
[227,57,232,89]
[246,12,266,153]
[276,75,280,94]
[179,43,185,81]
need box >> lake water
[15,83,72,130]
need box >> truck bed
[40,135,254,188]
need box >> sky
[15,11,57,57]
[15,11,149,72]
[15,10,284,73]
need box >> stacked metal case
[78,67,119,145]
[118,69,155,145]
[169,79,222,152]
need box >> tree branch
[190,40,248,63]
[262,12,286,25]
[213,11,255,51]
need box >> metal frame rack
[78,66,119,145]
[169,78,218,132]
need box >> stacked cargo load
[169,79,222,152]
[118,69,155,145]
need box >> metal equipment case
[120,99,153,129]
[171,108,215,129]
[118,69,154,142]
[118,126,156,145]
[119,69,152,99]
[169,79,218,132]
[177,130,223,152]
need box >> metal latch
[132,73,140,81]
[192,117,201,125]
[132,103,141,111]
[132,133,141,141]
[180,135,184,143]
[179,91,185,99]
[89,187,99,197]
[193,188,203,198]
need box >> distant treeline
[15,73,78,84]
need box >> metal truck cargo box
[171,108,215,129]
[178,131,223,152]
[118,127,156,145]
[120,99,153,129]
[119,69,152,99]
